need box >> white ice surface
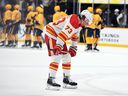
[0,43,128,96]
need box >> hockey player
[53,5,68,22]
[11,4,21,47]
[44,12,91,90]
[31,6,44,48]
[93,8,104,51]
[0,4,12,47]
[82,7,95,51]
[22,6,34,47]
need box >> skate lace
[52,79,56,83]
[68,77,74,83]
[51,77,58,84]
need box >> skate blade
[45,85,60,91]
[84,49,93,52]
[63,84,77,89]
[92,50,99,52]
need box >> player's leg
[13,25,19,47]
[27,27,32,47]
[45,34,61,90]
[22,27,29,47]
[61,44,77,89]
[37,29,43,48]
[93,29,100,51]
[85,28,94,51]
[31,28,38,48]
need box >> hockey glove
[54,44,63,55]
[27,19,31,22]
[69,46,77,57]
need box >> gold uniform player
[85,7,95,51]
[0,4,12,47]
[11,4,21,47]
[93,8,104,51]
[31,7,44,48]
[22,6,34,47]
[53,5,68,22]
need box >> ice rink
[0,44,128,96]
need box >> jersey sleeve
[36,14,44,25]
[56,14,81,46]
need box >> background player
[81,7,95,51]
[0,4,12,47]
[53,5,68,22]
[93,8,104,51]
[22,6,34,47]
[31,6,44,48]
[11,4,21,47]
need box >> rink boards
[99,27,128,48]
[19,25,128,48]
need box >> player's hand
[69,46,77,57]
[27,19,31,22]
[54,44,63,55]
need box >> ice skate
[84,48,92,52]
[6,43,13,48]
[0,41,5,47]
[93,47,99,52]
[12,43,18,48]
[0,43,5,47]
[31,45,39,49]
[46,77,61,91]
[63,76,77,89]
[22,44,27,47]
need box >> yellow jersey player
[93,8,104,51]
[31,6,44,48]
[22,6,34,47]
[11,4,21,47]
[81,7,95,51]
[53,5,68,22]
[0,4,12,47]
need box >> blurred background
[0,0,128,27]
[0,0,128,48]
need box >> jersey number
[65,25,72,34]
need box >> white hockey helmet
[80,10,93,24]
[114,9,119,12]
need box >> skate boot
[39,42,42,48]
[84,48,92,51]
[84,44,92,52]
[6,41,13,48]
[63,76,77,89]
[12,43,18,48]
[93,47,99,51]
[0,44,5,47]
[0,41,5,47]
[31,41,39,48]
[26,40,31,48]
[22,40,28,47]
[46,77,61,91]
[22,44,26,47]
